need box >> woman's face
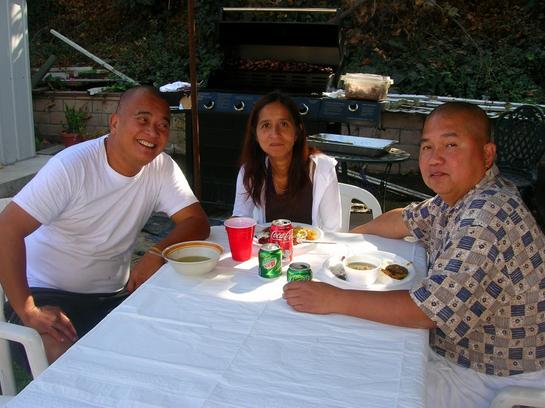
[255,102,298,161]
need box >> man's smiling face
[107,89,170,176]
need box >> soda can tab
[258,243,282,279]
[269,219,293,264]
[287,262,312,282]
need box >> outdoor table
[329,147,411,209]
[7,226,429,408]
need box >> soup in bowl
[343,254,380,285]
[162,241,223,276]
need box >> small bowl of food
[342,254,381,286]
[162,241,223,276]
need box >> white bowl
[162,241,223,276]
[343,254,381,285]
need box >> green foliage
[63,105,88,134]
[104,82,133,92]
[27,0,545,103]
[14,362,32,392]
[115,0,156,8]
[341,0,545,103]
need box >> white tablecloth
[8,226,429,408]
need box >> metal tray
[307,133,397,157]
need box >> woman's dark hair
[239,91,316,206]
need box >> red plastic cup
[224,217,257,261]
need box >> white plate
[319,250,415,291]
[253,222,324,249]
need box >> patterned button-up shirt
[403,165,545,376]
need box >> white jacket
[232,154,341,232]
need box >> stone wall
[32,91,187,154]
[33,92,427,175]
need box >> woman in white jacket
[232,91,341,232]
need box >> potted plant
[61,105,88,147]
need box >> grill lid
[219,21,342,66]
[208,7,344,93]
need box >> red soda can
[269,219,293,263]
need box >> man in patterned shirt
[283,102,545,406]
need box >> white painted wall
[0,0,35,165]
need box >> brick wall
[342,111,426,175]
[32,91,187,154]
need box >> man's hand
[22,305,78,343]
[283,281,342,314]
[127,252,164,292]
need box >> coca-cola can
[269,219,293,263]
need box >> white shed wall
[0,0,34,165]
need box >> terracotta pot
[61,132,82,147]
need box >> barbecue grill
[188,8,382,208]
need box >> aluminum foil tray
[307,133,397,157]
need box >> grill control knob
[348,103,359,112]
[234,101,245,111]
[203,100,215,110]
[299,103,309,116]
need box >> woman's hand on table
[283,281,342,314]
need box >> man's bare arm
[283,281,435,329]
[350,208,410,239]
[0,202,77,343]
[161,201,211,246]
[127,202,210,291]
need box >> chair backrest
[339,183,382,232]
[0,284,49,399]
[494,105,545,183]
[0,198,48,401]
[0,284,17,397]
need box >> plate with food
[254,223,323,247]
[320,250,415,290]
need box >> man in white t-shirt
[0,86,210,363]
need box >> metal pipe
[188,0,201,199]
[222,8,337,13]
[49,29,138,85]
[31,54,57,89]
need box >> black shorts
[4,287,130,337]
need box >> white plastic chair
[0,285,49,404]
[0,200,49,403]
[489,385,545,408]
[339,183,382,232]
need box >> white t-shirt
[13,136,197,293]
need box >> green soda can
[287,262,312,282]
[258,243,282,279]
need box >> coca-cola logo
[270,230,292,241]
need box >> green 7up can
[258,243,282,279]
[287,262,312,282]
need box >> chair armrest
[489,385,545,408]
[0,322,48,378]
